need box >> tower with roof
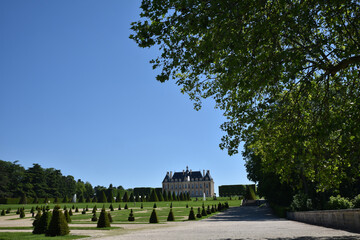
[162,166,215,197]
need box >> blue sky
[0,0,252,193]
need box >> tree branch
[327,55,360,76]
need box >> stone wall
[287,209,360,233]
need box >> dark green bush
[167,208,175,221]
[124,204,128,209]
[211,205,215,213]
[33,211,51,234]
[326,195,353,210]
[6,208,11,214]
[64,210,71,223]
[75,207,79,213]
[128,209,135,221]
[20,208,25,218]
[153,203,157,208]
[196,207,202,218]
[97,208,110,228]
[118,204,121,210]
[91,213,97,222]
[108,212,113,222]
[109,204,114,211]
[290,193,312,211]
[149,209,159,223]
[69,209,73,216]
[188,207,195,220]
[206,205,211,214]
[1,210,5,216]
[140,203,143,209]
[33,211,42,227]
[352,194,360,208]
[46,206,69,236]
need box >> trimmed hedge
[46,206,69,236]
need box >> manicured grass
[0,198,242,224]
[0,232,88,240]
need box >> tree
[188,207,195,220]
[167,208,175,221]
[97,208,110,228]
[46,206,69,236]
[122,192,129,202]
[128,209,135,221]
[130,0,360,194]
[149,189,159,202]
[149,209,159,223]
[33,211,51,234]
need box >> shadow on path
[205,206,285,222]
[220,237,360,240]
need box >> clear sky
[0,0,252,193]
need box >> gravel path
[86,206,360,240]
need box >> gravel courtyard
[91,206,360,240]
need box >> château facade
[162,166,215,197]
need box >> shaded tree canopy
[130,0,360,192]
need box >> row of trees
[0,160,126,200]
[130,0,360,208]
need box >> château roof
[162,166,213,183]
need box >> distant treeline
[218,184,256,199]
[0,160,127,201]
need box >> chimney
[207,170,210,174]
[203,170,205,177]
[183,169,185,174]
[170,171,173,179]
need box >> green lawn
[0,232,88,240]
[0,198,242,224]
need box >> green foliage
[129,193,134,202]
[326,195,353,210]
[352,194,360,208]
[1,210,5,216]
[107,212,113,223]
[167,208,174,221]
[32,211,41,227]
[64,210,71,223]
[196,207,202,218]
[128,209,135,221]
[109,204,114,211]
[97,208,110,228]
[201,206,207,217]
[140,203,143,209]
[33,211,51,234]
[153,203,157,208]
[124,204,128,209]
[290,193,313,211]
[130,0,360,200]
[19,208,25,218]
[69,209,73,216]
[91,213,97,222]
[122,192,129,202]
[149,209,159,223]
[149,189,159,202]
[188,207,195,220]
[219,185,246,197]
[92,205,97,213]
[75,207,79,213]
[46,206,69,236]
[62,196,68,203]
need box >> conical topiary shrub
[167,208,175,221]
[108,212,113,223]
[124,204,128,209]
[196,207,202,218]
[149,209,159,223]
[64,210,71,223]
[19,208,25,218]
[91,213,97,222]
[33,211,42,227]
[128,209,135,221]
[109,204,114,211]
[153,203,157,208]
[33,211,51,234]
[140,203,143,209]
[93,205,97,213]
[170,202,173,208]
[46,206,69,236]
[97,208,110,228]
[188,207,195,220]
[207,205,211,214]
[69,209,73,216]
[201,206,207,217]
[75,207,79,213]
[1,210,5,216]
[118,204,121,210]
[211,205,215,213]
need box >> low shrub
[196,207,202,218]
[188,207,195,220]
[91,213,97,222]
[201,207,207,216]
[326,195,353,210]
[290,193,312,211]
[1,210,5,216]
[149,209,159,223]
[46,206,69,236]
[128,209,135,221]
[20,208,25,218]
[97,208,110,228]
[108,212,113,223]
[33,211,51,234]
[167,208,175,221]
[352,194,360,208]
[124,204,128,209]
[64,210,71,223]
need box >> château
[162,166,215,197]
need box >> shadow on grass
[205,206,284,222]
